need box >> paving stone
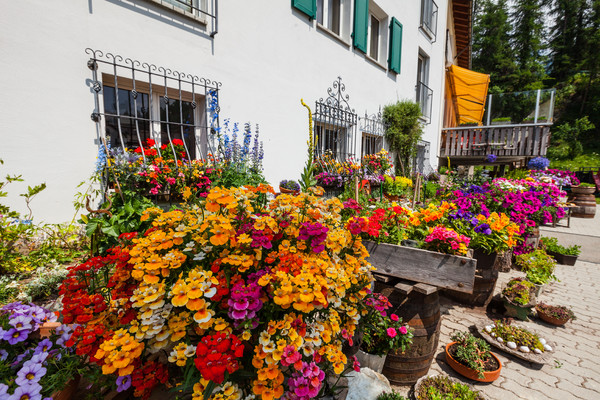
[555,378,600,399]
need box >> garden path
[391,212,600,399]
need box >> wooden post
[354,175,359,202]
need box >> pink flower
[386,328,397,338]
[390,314,399,322]
[399,326,408,335]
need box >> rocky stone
[519,346,530,353]
[507,341,517,349]
[346,367,392,400]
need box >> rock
[507,342,517,349]
[497,337,503,343]
[534,348,542,354]
[519,346,530,353]
[491,332,496,337]
[345,367,392,400]
[485,326,492,333]
[539,338,546,345]
[544,344,553,352]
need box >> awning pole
[486,94,492,126]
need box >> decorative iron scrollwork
[91,112,101,122]
[92,81,102,93]
[320,76,355,113]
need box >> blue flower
[16,362,47,386]
[485,154,497,163]
[528,157,550,170]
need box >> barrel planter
[445,249,499,307]
[569,186,596,218]
[375,281,441,385]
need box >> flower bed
[59,185,374,399]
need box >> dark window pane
[370,15,379,60]
[160,97,196,159]
[103,85,150,151]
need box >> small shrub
[450,331,493,379]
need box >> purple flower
[35,339,53,355]
[0,383,8,396]
[8,383,43,400]
[9,315,33,332]
[2,328,29,345]
[474,223,492,235]
[0,349,8,361]
[16,362,47,386]
[116,375,132,392]
[485,154,497,163]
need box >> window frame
[420,0,438,40]
[317,0,351,43]
[100,73,207,159]
[366,1,388,67]
[416,51,433,122]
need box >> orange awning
[447,65,490,125]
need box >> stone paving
[391,212,600,399]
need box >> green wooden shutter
[292,0,316,19]
[389,17,403,73]
[353,0,369,52]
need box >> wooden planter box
[364,241,477,293]
[546,250,578,266]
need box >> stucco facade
[0,0,463,223]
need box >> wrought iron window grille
[86,48,221,168]
[360,111,385,157]
[313,77,358,170]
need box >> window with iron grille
[420,0,438,40]
[360,111,385,156]
[88,49,220,163]
[313,77,357,163]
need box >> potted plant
[413,375,486,400]
[571,182,597,195]
[359,293,413,374]
[279,179,301,194]
[445,331,501,382]
[536,303,577,326]
[382,175,413,201]
[485,319,550,354]
[0,302,86,400]
[515,249,558,295]
[540,237,581,265]
[502,278,537,321]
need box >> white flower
[193,252,206,261]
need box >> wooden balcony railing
[440,124,551,159]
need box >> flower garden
[0,106,590,400]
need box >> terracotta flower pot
[445,342,501,382]
[279,186,299,195]
[536,308,571,326]
[39,322,61,338]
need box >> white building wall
[0,0,448,223]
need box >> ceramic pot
[503,298,534,321]
[355,350,387,374]
[445,342,501,382]
[536,308,570,326]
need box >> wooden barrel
[569,187,596,218]
[375,282,441,385]
[444,250,499,307]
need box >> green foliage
[510,0,547,88]
[210,166,266,189]
[0,276,18,305]
[490,320,544,352]
[82,189,154,255]
[450,331,493,379]
[536,302,577,321]
[416,375,484,400]
[300,99,318,192]
[549,151,600,170]
[516,249,558,285]
[376,391,408,400]
[504,168,530,180]
[502,277,536,305]
[540,236,581,256]
[383,101,423,176]
[550,117,595,159]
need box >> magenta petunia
[386,327,397,338]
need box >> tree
[510,0,547,89]
[548,0,589,81]
[472,0,518,92]
[382,101,423,176]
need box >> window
[103,86,151,151]
[315,124,347,159]
[362,133,382,156]
[416,52,433,121]
[366,2,388,65]
[317,0,351,41]
[420,0,438,40]
[159,97,197,159]
[157,0,208,16]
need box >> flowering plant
[485,154,497,163]
[361,150,393,175]
[360,293,412,356]
[515,249,557,285]
[449,211,520,255]
[279,180,300,192]
[530,169,579,187]
[527,157,550,170]
[0,302,86,400]
[382,176,413,197]
[59,185,374,399]
[314,172,344,188]
[502,278,536,306]
[423,226,470,256]
[535,303,576,321]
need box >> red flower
[194,333,244,383]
